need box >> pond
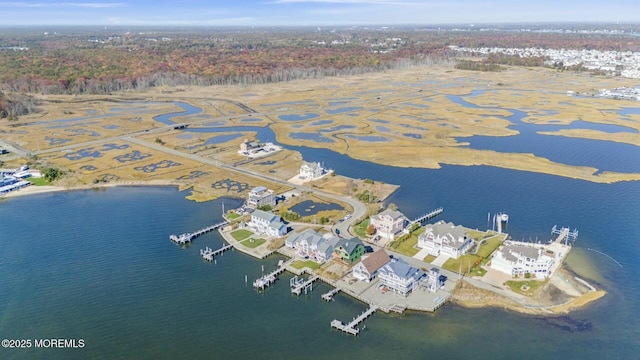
[278,113,321,122]
[289,200,344,216]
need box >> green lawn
[226,212,241,220]
[476,234,506,258]
[390,226,425,257]
[353,218,370,238]
[442,254,482,274]
[28,177,49,186]
[241,238,266,248]
[291,260,321,270]
[231,229,253,241]
[423,255,436,263]
[505,279,548,296]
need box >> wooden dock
[322,288,341,302]
[331,305,378,336]
[291,275,319,296]
[200,244,233,261]
[410,207,443,225]
[170,221,228,245]
[253,261,290,290]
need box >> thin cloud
[0,2,125,7]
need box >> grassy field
[291,260,321,270]
[27,177,49,186]
[442,254,482,275]
[389,227,424,257]
[226,212,241,220]
[231,229,253,241]
[241,238,266,248]
[476,234,506,258]
[353,218,370,238]
[505,279,548,296]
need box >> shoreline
[1,180,180,200]
[3,180,608,317]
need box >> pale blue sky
[0,0,638,26]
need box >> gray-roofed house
[418,221,473,259]
[377,257,425,297]
[285,229,339,263]
[369,208,408,241]
[490,242,555,279]
[352,248,391,282]
[249,209,288,238]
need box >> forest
[1,25,640,117]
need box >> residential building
[333,237,365,264]
[418,221,473,259]
[377,257,425,297]
[285,229,339,263]
[369,208,408,241]
[246,186,275,208]
[422,267,443,293]
[299,161,326,180]
[240,139,262,153]
[490,242,555,279]
[352,249,391,282]
[249,210,288,238]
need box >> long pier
[200,244,233,261]
[170,221,228,245]
[331,305,378,336]
[410,207,443,225]
[291,275,319,296]
[322,288,341,302]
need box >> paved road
[126,137,367,234]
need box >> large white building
[299,161,326,180]
[246,186,275,208]
[490,242,555,279]
[249,210,288,238]
[417,221,473,259]
[377,257,424,297]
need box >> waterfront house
[249,210,288,238]
[423,267,443,293]
[299,161,326,180]
[316,237,339,263]
[352,249,391,282]
[369,208,408,241]
[490,242,555,279]
[246,186,276,209]
[417,221,473,259]
[285,229,339,263]
[240,139,263,153]
[377,257,425,297]
[333,237,366,264]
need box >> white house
[377,257,425,297]
[246,186,275,208]
[417,221,473,259]
[249,210,288,238]
[369,208,408,241]
[285,229,338,263]
[490,242,555,279]
[352,249,391,282]
[299,161,326,180]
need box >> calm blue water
[2,98,640,359]
[447,92,640,173]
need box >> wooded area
[2,25,640,117]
